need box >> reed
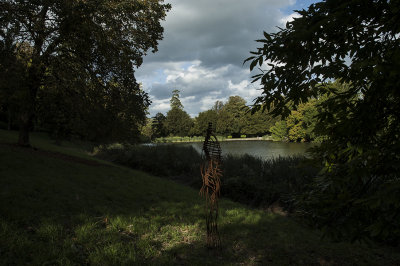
[95,143,318,211]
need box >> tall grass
[2,130,399,265]
[95,144,318,210]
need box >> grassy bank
[95,144,317,210]
[153,135,226,143]
[1,129,399,265]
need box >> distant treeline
[141,88,338,143]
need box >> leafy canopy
[0,0,171,144]
[246,0,400,118]
[165,90,193,137]
[247,0,400,243]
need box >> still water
[170,140,313,161]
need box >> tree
[35,77,149,143]
[212,100,224,113]
[165,90,193,136]
[170,89,184,110]
[0,41,30,131]
[217,96,246,136]
[285,101,318,142]
[247,0,400,243]
[192,109,218,136]
[152,112,167,138]
[140,118,154,142]
[165,108,193,137]
[0,0,171,146]
[270,121,288,141]
[241,108,279,136]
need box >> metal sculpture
[200,122,222,248]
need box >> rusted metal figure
[200,122,222,248]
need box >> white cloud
[149,98,170,114]
[135,0,316,117]
[143,61,257,116]
[280,12,302,25]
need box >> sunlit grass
[1,129,399,265]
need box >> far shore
[224,137,269,141]
[151,136,275,143]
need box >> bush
[95,144,202,186]
[95,144,318,211]
[222,154,317,210]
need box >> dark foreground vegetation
[1,0,400,260]
[2,130,400,265]
[96,141,400,247]
[95,144,318,211]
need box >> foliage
[216,96,246,136]
[96,143,202,186]
[160,95,284,139]
[0,0,171,145]
[190,109,217,136]
[95,143,318,211]
[152,112,167,138]
[270,121,288,141]
[153,135,227,143]
[222,154,317,210]
[0,42,31,131]
[241,108,279,136]
[247,0,400,243]
[2,130,399,265]
[165,106,193,137]
[165,90,193,137]
[170,89,184,110]
[271,99,318,142]
[140,118,154,142]
[35,78,147,143]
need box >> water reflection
[168,140,313,160]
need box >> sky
[135,0,319,117]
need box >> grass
[1,129,399,265]
[95,144,318,210]
[154,136,227,143]
[153,135,275,143]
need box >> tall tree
[217,96,246,136]
[165,90,193,136]
[0,0,171,146]
[241,108,279,136]
[152,112,167,138]
[192,109,218,136]
[170,89,184,110]
[0,41,30,131]
[247,0,400,243]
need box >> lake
[166,140,313,160]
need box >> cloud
[142,61,253,116]
[135,0,312,117]
[280,12,302,25]
[140,0,294,68]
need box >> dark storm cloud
[142,0,294,68]
[135,0,305,116]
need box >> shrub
[96,144,318,211]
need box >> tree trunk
[18,57,43,147]
[18,122,30,147]
[18,112,32,147]
[7,109,12,130]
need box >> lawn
[0,129,399,265]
